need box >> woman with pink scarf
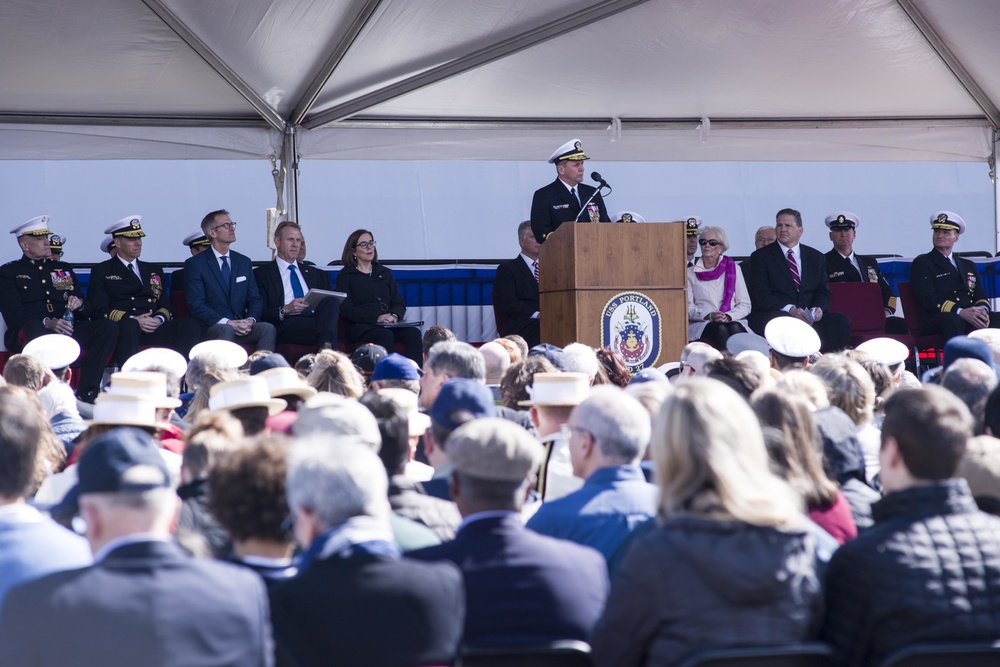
[688,226,751,350]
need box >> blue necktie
[289,264,305,298]
[220,255,231,286]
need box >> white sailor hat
[122,347,188,379]
[856,337,909,367]
[189,340,248,369]
[182,230,210,247]
[764,317,821,358]
[930,210,966,234]
[548,138,589,164]
[22,334,81,370]
[99,235,116,254]
[615,211,646,224]
[825,211,860,231]
[684,216,703,236]
[104,215,145,238]
[10,215,51,238]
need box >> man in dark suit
[824,211,907,335]
[269,440,465,667]
[0,428,274,667]
[530,138,609,243]
[748,207,851,352]
[740,224,777,290]
[254,220,338,350]
[184,209,276,351]
[0,216,118,403]
[87,215,201,364]
[410,418,609,648]
[493,221,541,347]
[910,210,1000,341]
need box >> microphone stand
[575,183,612,222]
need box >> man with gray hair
[492,220,541,347]
[942,357,998,434]
[410,419,608,647]
[679,341,722,377]
[562,342,600,383]
[0,428,273,666]
[526,387,658,562]
[420,341,486,409]
[269,439,464,667]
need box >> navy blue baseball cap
[527,343,568,371]
[429,379,496,431]
[249,352,291,375]
[372,353,421,381]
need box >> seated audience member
[291,393,381,448]
[765,316,821,372]
[269,440,464,667]
[369,353,421,394]
[377,388,434,481]
[958,435,1000,515]
[527,387,657,561]
[185,366,242,424]
[591,378,822,667]
[3,353,49,391]
[410,419,609,647]
[856,336,917,389]
[528,342,568,371]
[0,428,273,667]
[360,392,460,540]
[258,366,316,413]
[38,379,86,454]
[688,225,751,350]
[492,337,522,364]
[822,386,1000,667]
[294,353,316,379]
[941,357,997,435]
[492,220,541,347]
[969,328,1000,364]
[209,377,286,437]
[562,342,600,384]
[739,225,777,289]
[422,379,497,501]
[0,391,91,608]
[520,372,588,501]
[480,341,512,399]
[208,435,297,584]
[504,334,530,361]
[910,211,1000,342]
[624,380,673,485]
[704,355,761,400]
[350,343,387,384]
[422,324,457,365]
[306,349,365,398]
[499,355,557,410]
[678,341,722,377]
[753,390,857,544]
[420,341,486,409]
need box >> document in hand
[303,288,347,310]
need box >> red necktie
[787,249,801,290]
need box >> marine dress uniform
[87,216,200,363]
[0,216,118,401]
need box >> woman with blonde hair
[592,378,821,667]
[306,349,365,398]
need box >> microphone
[591,171,610,188]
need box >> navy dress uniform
[685,216,702,268]
[168,229,211,295]
[910,211,1000,341]
[0,216,118,402]
[530,138,609,243]
[87,215,201,364]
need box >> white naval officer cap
[548,138,589,164]
[683,216,703,236]
[10,215,51,237]
[764,317,821,358]
[856,337,909,367]
[930,211,966,234]
[23,334,82,370]
[104,215,145,238]
[825,211,860,231]
[99,235,115,254]
[615,211,646,223]
[182,230,211,247]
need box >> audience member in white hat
[208,376,286,437]
[764,317,822,371]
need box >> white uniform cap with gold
[99,235,115,254]
[615,211,646,223]
[856,337,909,367]
[22,334,81,369]
[764,317,821,357]
[930,210,966,234]
[104,215,145,238]
[548,138,589,164]
[10,215,52,237]
[182,230,211,248]
[122,347,188,380]
[683,216,703,237]
[825,211,860,231]
[189,340,248,368]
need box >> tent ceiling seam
[0,113,270,128]
[301,0,653,129]
[895,0,1000,128]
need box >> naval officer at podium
[530,139,609,244]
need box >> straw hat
[88,394,162,428]
[209,377,287,415]
[105,371,181,409]
[258,367,316,400]
[518,372,589,407]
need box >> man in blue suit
[409,418,609,648]
[185,209,276,351]
[0,428,274,667]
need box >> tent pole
[993,128,999,256]
[283,126,300,223]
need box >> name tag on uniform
[830,271,844,278]
[236,276,247,283]
[105,275,122,280]
[935,272,951,278]
[552,204,569,210]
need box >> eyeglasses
[213,222,237,231]
[699,239,722,247]
[355,240,376,249]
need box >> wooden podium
[538,222,687,369]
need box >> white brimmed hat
[88,394,162,428]
[931,210,966,234]
[22,334,81,370]
[99,235,116,254]
[856,337,910,367]
[122,347,188,379]
[258,367,317,400]
[189,340,248,369]
[209,377,287,415]
[726,332,771,357]
[825,211,860,230]
[105,371,181,410]
[378,387,432,437]
[518,372,590,407]
[615,211,646,223]
[182,230,210,248]
[548,138,589,164]
[104,215,145,238]
[10,215,51,238]
[764,317,821,358]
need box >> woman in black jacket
[335,229,422,365]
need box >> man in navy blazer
[530,139,609,244]
[0,428,274,667]
[410,418,609,648]
[185,209,276,351]
[254,221,338,350]
[748,208,851,352]
[492,221,541,347]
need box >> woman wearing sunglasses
[335,229,422,365]
[687,226,751,350]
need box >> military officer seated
[824,211,907,334]
[909,211,1000,341]
[87,215,200,365]
[0,216,119,403]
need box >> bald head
[479,342,511,385]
